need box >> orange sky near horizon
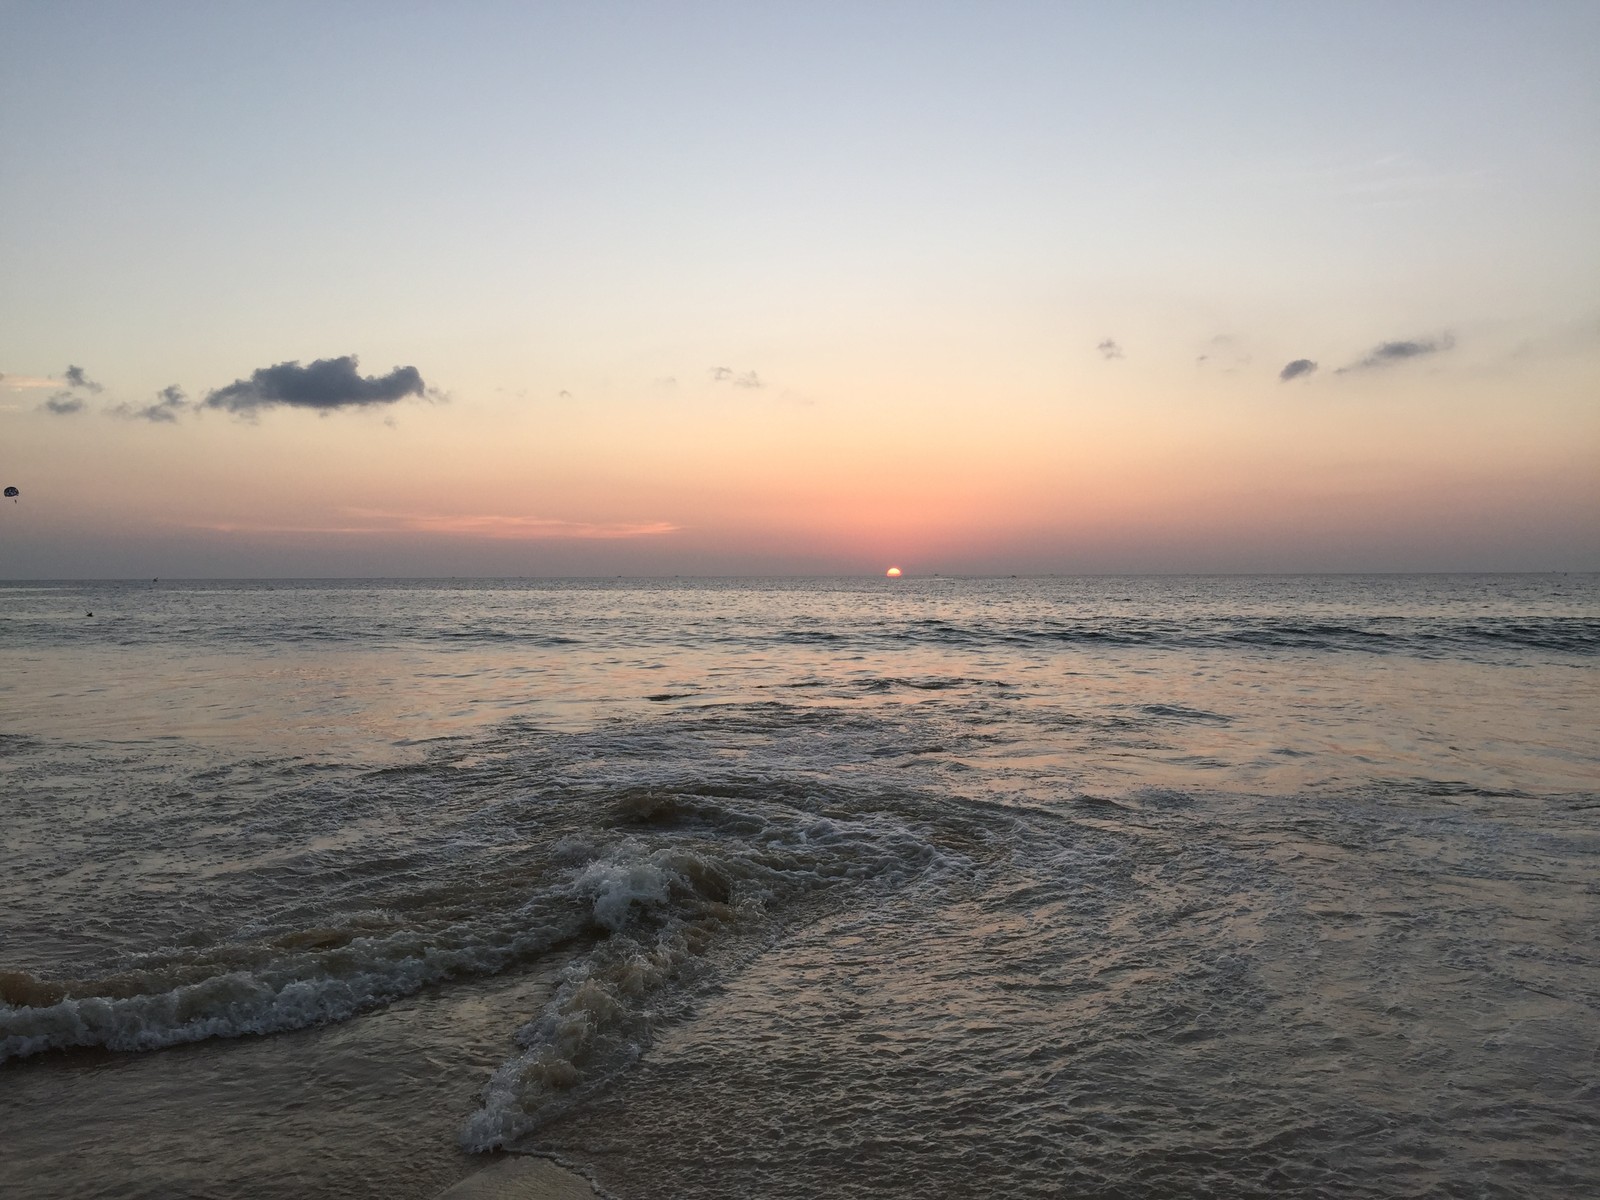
[6,336,1594,576]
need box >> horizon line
[3,569,1595,585]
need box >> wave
[0,772,966,1149]
[885,615,1600,658]
[750,616,1597,661]
[0,896,585,1062]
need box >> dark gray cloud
[204,355,427,414]
[64,364,103,393]
[1279,359,1318,382]
[116,384,189,423]
[1097,338,1124,360]
[41,391,86,415]
[1338,335,1455,373]
[709,366,734,381]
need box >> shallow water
[2,576,1596,1198]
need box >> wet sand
[436,1154,599,1200]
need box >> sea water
[1,576,1595,1198]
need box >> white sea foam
[1,784,960,1082]
[577,855,676,931]
[0,915,574,1062]
[455,800,972,1150]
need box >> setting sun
[885,567,902,577]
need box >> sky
[2,0,1597,577]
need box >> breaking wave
[0,751,971,1148]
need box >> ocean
[1,575,1596,1199]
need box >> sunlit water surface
[1,576,1596,1198]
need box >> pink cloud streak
[188,510,680,541]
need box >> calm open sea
[1,575,1596,1199]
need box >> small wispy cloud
[710,366,764,389]
[1334,155,1490,203]
[64,365,104,393]
[1196,334,1252,372]
[1096,338,1123,361]
[1505,316,1600,364]
[1268,151,1491,209]
[40,391,86,415]
[1337,334,1456,374]
[204,355,430,415]
[1279,359,1318,382]
[1,373,61,391]
[115,384,189,423]
[375,513,679,540]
